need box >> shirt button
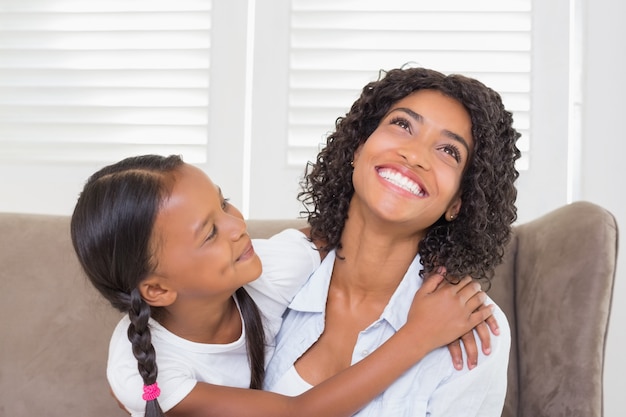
[361,349,370,356]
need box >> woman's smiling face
[351,89,474,233]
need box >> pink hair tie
[142,382,161,401]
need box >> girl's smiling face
[147,163,262,301]
[351,89,474,234]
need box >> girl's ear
[446,196,462,222]
[138,275,177,307]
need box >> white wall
[582,1,625,416]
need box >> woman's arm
[166,273,494,417]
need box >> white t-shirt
[107,229,320,416]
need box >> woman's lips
[376,167,427,197]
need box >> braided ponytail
[128,288,165,416]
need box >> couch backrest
[1,203,616,417]
[0,213,125,416]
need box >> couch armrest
[513,201,618,417]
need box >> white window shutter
[0,0,212,164]
[287,0,531,170]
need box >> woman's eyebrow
[391,107,470,154]
[390,107,423,124]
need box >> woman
[265,67,520,416]
[70,154,492,417]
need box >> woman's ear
[446,197,462,222]
[353,143,365,164]
[138,275,177,307]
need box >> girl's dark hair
[70,154,265,417]
[299,67,521,285]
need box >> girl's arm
[166,273,494,417]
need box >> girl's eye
[390,116,411,132]
[203,198,230,244]
[204,225,217,243]
[441,144,461,163]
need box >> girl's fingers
[447,338,464,370]
[474,320,492,355]
[459,331,479,370]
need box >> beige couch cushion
[0,202,617,417]
[0,213,124,416]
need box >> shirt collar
[288,250,336,313]
[380,255,423,330]
[288,250,424,331]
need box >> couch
[0,201,617,416]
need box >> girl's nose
[226,213,247,241]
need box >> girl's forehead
[174,164,217,189]
[163,165,219,210]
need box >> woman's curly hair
[299,67,521,285]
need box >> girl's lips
[237,241,255,262]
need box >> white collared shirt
[265,250,511,417]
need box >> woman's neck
[331,212,424,299]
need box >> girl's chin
[242,257,263,283]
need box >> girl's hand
[422,268,500,370]
[404,269,494,356]
[448,306,500,370]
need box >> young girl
[70,154,493,417]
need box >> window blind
[0,0,212,164]
[287,0,531,170]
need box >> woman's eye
[221,197,231,211]
[442,144,461,163]
[390,117,411,132]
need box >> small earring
[350,160,354,167]
[449,214,455,221]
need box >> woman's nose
[401,139,431,170]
